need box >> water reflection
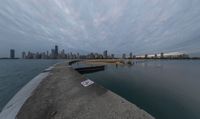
[84,60,200,119]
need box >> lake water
[0,59,62,112]
[1,59,200,119]
[83,60,200,119]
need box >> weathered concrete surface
[17,62,154,119]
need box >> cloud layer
[0,0,200,57]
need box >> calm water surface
[84,60,200,119]
[0,59,62,112]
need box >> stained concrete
[16,62,154,119]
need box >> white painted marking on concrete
[81,79,94,87]
[43,66,54,72]
[45,66,54,70]
[0,72,49,119]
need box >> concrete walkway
[17,62,154,119]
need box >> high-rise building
[61,49,65,58]
[155,54,157,58]
[161,52,164,59]
[77,53,80,59]
[47,51,49,58]
[111,54,115,59]
[22,52,26,59]
[51,49,55,59]
[129,52,133,59]
[122,53,126,59]
[55,45,58,58]
[103,50,108,59]
[10,49,15,59]
[145,54,148,59]
[41,52,46,59]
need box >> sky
[0,0,200,57]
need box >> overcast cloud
[0,0,200,57]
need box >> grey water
[83,60,200,119]
[0,59,62,112]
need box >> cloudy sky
[0,0,200,57]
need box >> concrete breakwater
[1,61,155,119]
[75,65,105,74]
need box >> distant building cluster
[5,46,191,60]
[135,52,189,59]
[21,46,116,59]
[21,46,190,59]
[22,45,80,59]
[84,51,115,59]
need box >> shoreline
[0,61,155,119]
[0,66,55,119]
[0,73,50,119]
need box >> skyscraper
[129,52,133,59]
[10,49,15,59]
[145,54,148,59]
[111,54,115,59]
[155,54,157,58]
[22,52,26,59]
[55,45,58,58]
[122,53,126,59]
[61,49,65,58]
[161,52,164,59]
[103,50,108,59]
[47,51,49,58]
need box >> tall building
[22,52,26,59]
[41,52,46,59]
[51,49,55,59]
[111,54,115,59]
[129,52,133,59]
[10,49,15,59]
[155,54,157,58]
[46,51,49,58]
[122,53,126,59]
[61,49,65,58]
[77,53,80,59]
[145,54,148,59]
[55,45,58,58]
[161,52,164,59]
[103,50,108,59]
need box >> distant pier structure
[136,52,189,59]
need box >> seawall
[1,61,155,119]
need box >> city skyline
[1,0,200,57]
[1,45,193,59]
[1,1,200,119]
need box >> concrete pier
[16,61,154,119]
